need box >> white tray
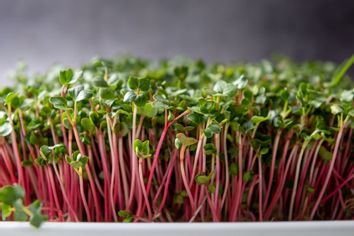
[0,221,353,236]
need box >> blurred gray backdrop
[1,0,354,85]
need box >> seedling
[0,56,353,225]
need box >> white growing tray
[0,221,353,236]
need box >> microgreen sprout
[0,56,353,224]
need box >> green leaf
[93,77,109,87]
[123,216,133,222]
[13,199,27,221]
[255,90,267,104]
[168,111,175,121]
[141,140,150,155]
[319,146,332,162]
[208,184,216,193]
[22,159,34,167]
[40,145,52,157]
[123,91,136,102]
[260,147,269,155]
[233,75,248,89]
[134,139,151,159]
[278,89,289,101]
[134,139,142,154]
[69,70,82,85]
[5,92,20,108]
[68,86,92,102]
[204,143,216,155]
[349,109,354,118]
[176,133,198,147]
[174,66,188,78]
[0,122,12,137]
[0,203,12,220]
[50,143,67,155]
[308,130,323,141]
[99,88,115,100]
[76,90,92,102]
[195,174,210,185]
[243,171,253,182]
[68,152,89,175]
[80,134,91,145]
[81,117,95,132]
[307,186,315,193]
[137,102,157,118]
[213,80,228,93]
[207,124,221,133]
[213,80,237,96]
[28,200,46,228]
[330,55,354,87]
[139,77,150,92]
[230,163,238,176]
[251,115,269,126]
[118,210,131,218]
[174,137,182,149]
[89,111,100,125]
[134,93,148,107]
[187,112,204,125]
[340,90,354,102]
[59,69,74,86]
[200,100,216,114]
[0,111,6,122]
[128,76,139,90]
[0,185,25,205]
[173,191,187,205]
[204,124,221,138]
[35,156,47,166]
[128,76,150,91]
[330,104,343,115]
[49,96,67,110]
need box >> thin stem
[289,140,309,220]
[310,118,345,219]
[138,159,152,219]
[179,145,196,212]
[128,104,138,209]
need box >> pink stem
[310,123,344,219]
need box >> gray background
[1,0,354,85]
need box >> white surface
[0,221,353,236]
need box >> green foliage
[173,191,187,205]
[195,174,210,185]
[117,210,133,222]
[127,76,150,91]
[176,133,198,147]
[28,200,47,228]
[0,122,12,137]
[230,163,238,176]
[49,96,67,110]
[0,185,45,227]
[69,86,93,102]
[98,88,115,100]
[0,185,24,205]
[330,55,354,88]
[0,55,353,224]
[204,143,216,155]
[59,69,74,86]
[251,115,269,126]
[134,139,151,159]
[204,123,222,138]
[233,75,248,89]
[137,102,158,118]
[81,117,95,132]
[243,171,254,182]
[66,151,88,176]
